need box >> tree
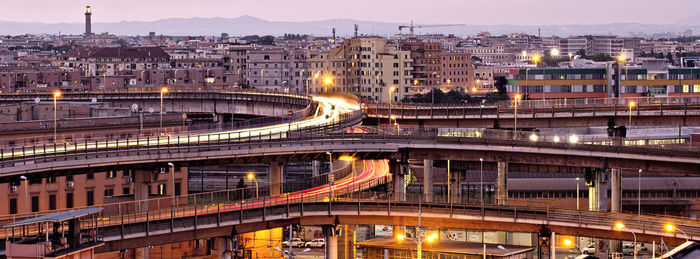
[575,49,587,58]
[259,35,275,45]
[402,88,472,104]
[116,39,130,48]
[484,77,509,103]
[666,52,674,64]
[589,53,614,62]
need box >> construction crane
[398,21,465,36]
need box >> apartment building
[345,37,414,102]
[1,168,187,215]
[559,37,587,56]
[58,46,171,77]
[506,63,700,99]
[400,38,442,89]
[586,37,624,56]
[0,68,84,93]
[306,47,346,94]
[441,52,472,92]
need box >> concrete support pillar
[423,159,433,202]
[450,169,461,204]
[609,169,622,254]
[588,169,609,212]
[311,160,322,177]
[269,162,283,196]
[390,160,408,201]
[338,225,356,259]
[133,170,153,212]
[323,225,339,259]
[497,162,508,205]
[216,237,231,259]
[550,232,556,259]
[135,247,149,259]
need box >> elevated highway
[1,125,699,180]
[365,97,700,128]
[2,160,695,253]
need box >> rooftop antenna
[332,28,336,43]
[354,24,359,38]
[538,28,541,38]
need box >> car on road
[305,238,325,248]
[571,243,595,254]
[622,243,647,255]
[282,238,305,247]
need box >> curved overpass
[84,160,697,252]
[1,127,699,180]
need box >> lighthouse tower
[85,6,92,37]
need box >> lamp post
[326,151,333,201]
[479,158,484,206]
[53,90,61,142]
[513,94,522,139]
[389,87,396,127]
[532,55,542,100]
[20,176,28,216]
[665,225,689,243]
[431,72,439,106]
[628,100,636,129]
[564,239,583,256]
[615,223,637,259]
[638,169,642,218]
[160,87,168,134]
[576,177,580,210]
[168,162,175,207]
[396,205,437,259]
[247,173,258,198]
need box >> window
[9,198,17,214]
[106,171,116,178]
[87,173,94,180]
[122,187,130,195]
[66,193,74,208]
[87,191,94,206]
[175,182,181,196]
[104,189,114,197]
[593,85,606,92]
[158,184,167,195]
[31,196,39,212]
[49,194,56,210]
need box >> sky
[2,0,699,25]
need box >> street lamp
[513,94,521,139]
[431,72,439,106]
[160,87,168,133]
[247,173,258,198]
[664,224,689,243]
[628,101,636,129]
[615,223,637,259]
[326,151,333,201]
[389,87,396,127]
[20,175,28,216]
[396,205,437,259]
[168,162,175,207]
[479,158,484,206]
[53,90,61,142]
[637,169,642,218]
[576,177,580,210]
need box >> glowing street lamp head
[53,90,61,98]
[413,80,419,85]
[338,155,356,161]
[618,55,626,62]
[396,234,405,240]
[615,222,625,229]
[564,239,573,246]
[514,94,522,100]
[532,55,540,63]
[426,233,438,242]
[665,225,675,232]
[161,87,168,93]
[323,76,333,85]
[628,101,636,108]
[247,173,255,180]
[390,87,396,93]
[550,48,560,56]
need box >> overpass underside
[97,201,689,253]
[368,115,700,128]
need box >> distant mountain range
[0,15,698,37]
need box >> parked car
[622,243,647,255]
[282,238,305,247]
[305,238,325,248]
[577,243,596,254]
